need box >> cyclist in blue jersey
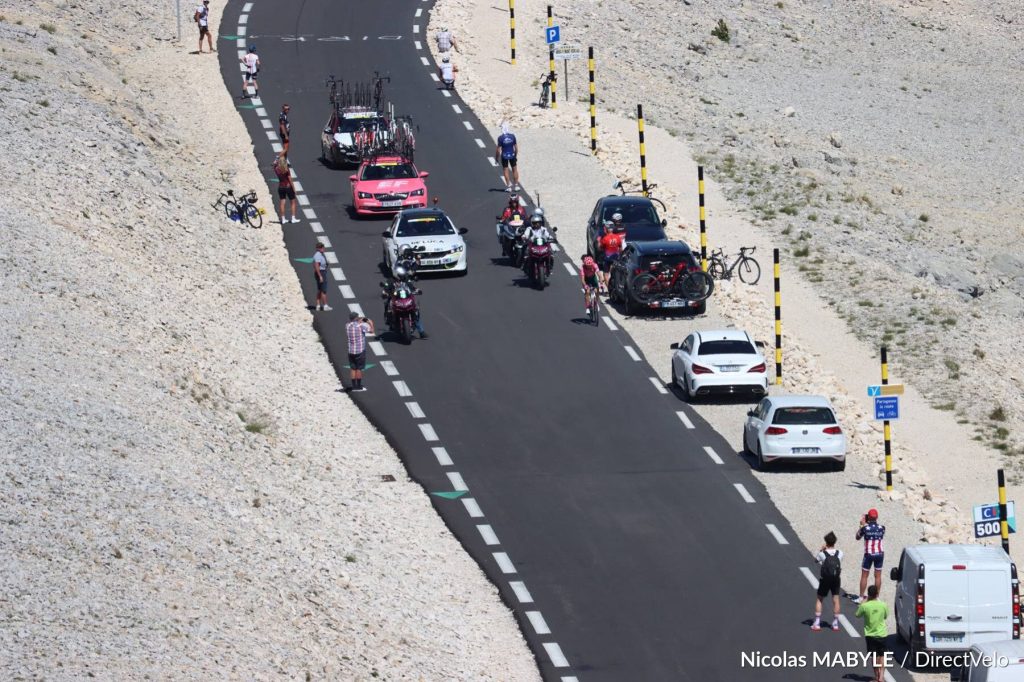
[495,122,520,193]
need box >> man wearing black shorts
[346,312,375,391]
[194,0,213,54]
[313,242,330,311]
[274,152,298,224]
[811,531,843,632]
[495,123,520,192]
[278,104,291,154]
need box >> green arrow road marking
[294,257,315,263]
[342,363,377,370]
[431,491,467,500]
[221,35,241,40]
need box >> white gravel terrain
[0,2,537,679]
[429,0,1024,677]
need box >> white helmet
[532,207,545,219]
[442,55,450,63]
[440,25,449,31]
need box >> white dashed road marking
[649,377,668,394]
[325,251,339,264]
[393,380,412,397]
[260,118,272,129]
[799,566,817,588]
[298,194,310,206]
[765,523,788,544]
[346,303,364,318]
[676,410,695,429]
[477,524,499,545]
[255,107,267,117]
[419,423,439,441]
[312,222,325,234]
[462,497,483,518]
[488,157,498,167]
[475,138,486,148]
[238,26,247,36]
[838,614,860,638]
[562,678,580,682]
[238,14,249,24]
[526,611,551,635]
[509,581,534,604]
[452,104,462,114]
[318,236,332,248]
[602,315,618,331]
[380,360,398,376]
[624,346,641,362]
[543,643,570,668]
[271,142,283,153]
[734,483,755,503]
[563,263,576,276]
[292,180,303,192]
[415,7,422,16]
[265,130,278,141]
[494,552,516,574]
[420,56,429,66]
[414,40,422,49]
[431,446,452,466]
[405,401,425,418]
[329,266,344,280]
[441,90,451,98]
[703,446,723,464]
[303,208,317,219]
[462,121,473,130]
[368,341,386,356]
[447,471,468,491]
[413,24,420,33]
[242,1,253,10]
[430,72,439,81]
[339,285,355,299]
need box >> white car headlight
[452,244,464,253]
[409,189,424,197]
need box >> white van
[958,640,1024,681]
[890,545,1020,659]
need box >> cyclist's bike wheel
[243,202,263,229]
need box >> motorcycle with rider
[381,246,428,343]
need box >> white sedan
[670,329,768,401]
[382,208,468,276]
[743,395,847,471]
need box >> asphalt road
[218,2,909,680]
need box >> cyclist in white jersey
[239,45,260,99]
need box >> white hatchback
[743,395,847,471]
[670,329,768,401]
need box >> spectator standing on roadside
[435,24,460,54]
[495,122,520,193]
[811,531,843,632]
[274,152,299,224]
[194,0,214,54]
[240,45,260,99]
[346,311,375,392]
[313,242,330,311]
[855,585,889,682]
[278,103,291,154]
[856,508,886,603]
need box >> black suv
[585,196,667,258]
[608,240,706,315]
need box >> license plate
[719,365,740,372]
[661,300,686,308]
[419,258,439,265]
[792,447,820,454]
[932,633,964,643]
[381,200,403,208]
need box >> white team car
[382,208,468,276]
[742,395,847,471]
[670,329,768,401]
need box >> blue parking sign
[546,25,561,44]
[873,396,899,421]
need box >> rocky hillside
[0,3,535,679]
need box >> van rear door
[967,568,1013,647]
[926,568,969,649]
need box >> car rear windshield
[772,407,837,425]
[603,203,661,224]
[396,216,455,237]
[338,116,386,133]
[698,340,756,356]
[362,163,416,181]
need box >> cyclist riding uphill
[438,55,458,89]
[579,253,600,315]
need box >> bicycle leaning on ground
[212,189,263,229]
[537,72,556,108]
[706,246,760,285]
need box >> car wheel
[832,458,846,472]
[739,428,749,456]
[691,300,707,316]
[670,361,679,389]
[684,373,696,402]
[756,443,768,471]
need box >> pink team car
[350,155,429,216]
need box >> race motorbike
[523,234,555,289]
[381,280,422,344]
[496,215,526,265]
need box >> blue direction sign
[546,25,561,44]
[973,502,1017,538]
[868,385,881,397]
[873,396,900,420]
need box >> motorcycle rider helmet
[248,45,257,53]
[532,207,545,220]
[508,194,519,207]
[530,214,543,227]
[395,263,408,279]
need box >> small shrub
[15,19,23,25]
[995,427,1010,440]
[40,22,56,34]
[940,317,956,327]
[345,554,357,563]
[245,421,267,434]
[37,99,49,107]
[918,213,929,223]
[973,347,986,359]
[944,359,960,378]
[781,225,792,235]
[793,245,810,258]
[833,215,842,224]
[780,204,799,216]
[47,46,56,55]
[776,1,784,7]
[857,300,874,307]
[711,18,730,43]
[81,209,90,219]
[934,402,956,411]
[12,71,28,83]
[990,406,1007,422]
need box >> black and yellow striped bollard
[698,165,708,271]
[881,346,893,491]
[774,248,782,386]
[637,104,648,196]
[588,46,596,154]
[509,0,516,65]
[547,6,557,108]
[999,468,1010,555]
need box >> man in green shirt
[855,585,888,682]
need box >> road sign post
[881,347,893,491]
[546,9,558,109]
[1000,469,1011,553]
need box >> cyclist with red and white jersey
[580,254,600,316]
[598,214,625,292]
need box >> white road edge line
[649,377,669,394]
[419,423,439,441]
[329,266,344,281]
[346,302,363,317]
[452,104,462,114]
[462,121,473,130]
[799,566,818,588]
[393,380,412,397]
[509,581,534,603]
[431,446,453,466]
[477,524,499,546]
[405,401,425,419]
[526,611,551,635]
[462,497,483,518]
[734,483,755,503]
[838,614,860,638]
[562,263,576,276]
[447,471,468,492]
[420,56,429,66]
[765,523,788,544]
[338,285,355,299]
[368,341,386,356]
[624,345,641,362]
[380,360,398,376]
[703,446,724,464]
[601,315,618,331]
[676,411,695,429]
[543,643,570,668]
[493,552,516,574]
[475,138,486,148]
